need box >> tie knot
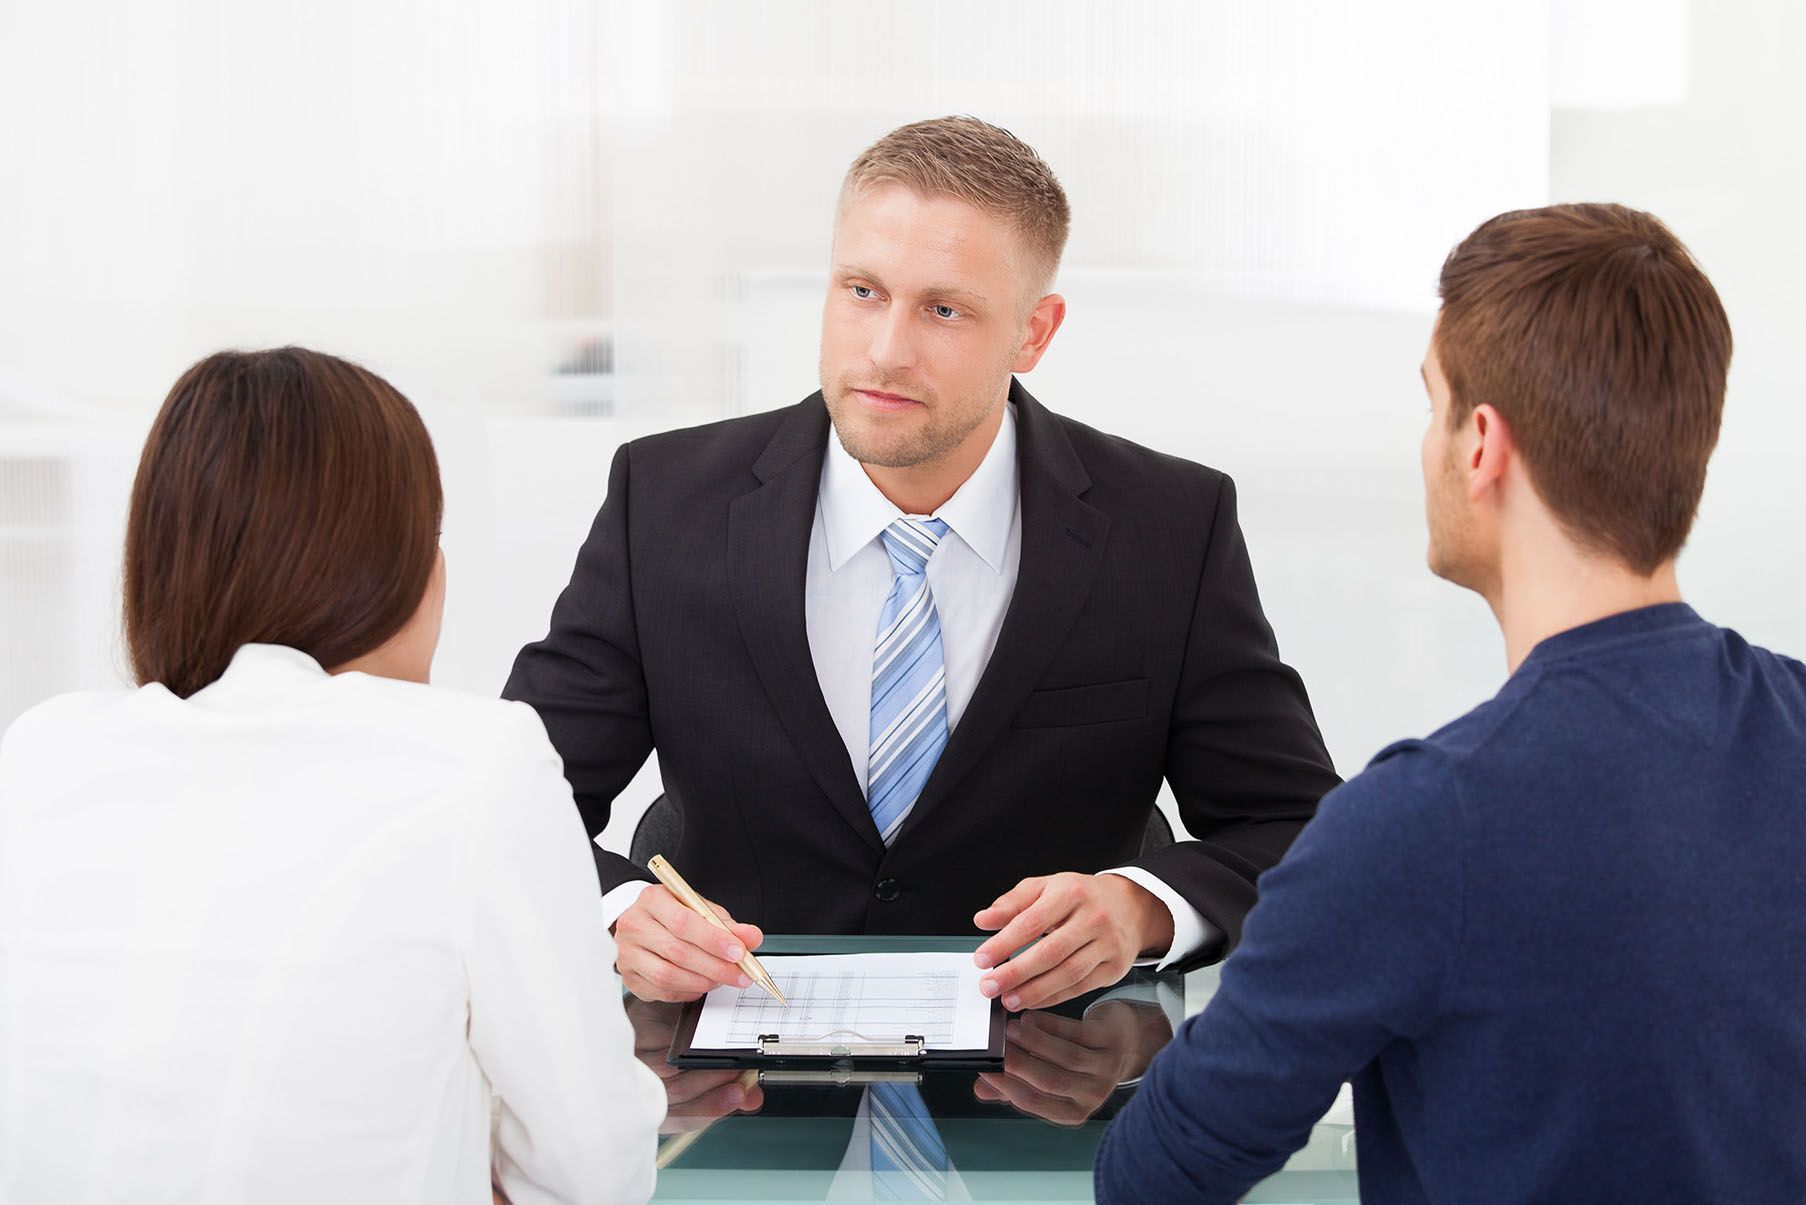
[880,517,949,576]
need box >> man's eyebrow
[921,283,990,312]
[833,262,881,284]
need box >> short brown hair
[124,348,442,698]
[841,115,1071,297]
[1436,203,1732,573]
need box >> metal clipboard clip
[755,1029,928,1059]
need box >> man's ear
[1466,403,1515,502]
[1012,293,1067,373]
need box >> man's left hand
[972,872,1175,1010]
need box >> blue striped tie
[869,1081,948,1199]
[867,517,950,845]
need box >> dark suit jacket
[503,380,1339,967]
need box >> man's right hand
[613,883,765,1002]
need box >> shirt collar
[819,403,1018,574]
[186,642,330,705]
[1518,602,1705,671]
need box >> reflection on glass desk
[632,936,1356,1203]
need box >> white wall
[2,2,1801,849]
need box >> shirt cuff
[600,878,652,932]
[1098,866,1218,972]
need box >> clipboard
[669,994,1007,1071]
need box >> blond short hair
[839,115,1071,299]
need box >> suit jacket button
[874,878,901,902]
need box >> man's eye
[932,304,959,320]
[851,285,876,300]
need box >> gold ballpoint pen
[647,854,788,1006]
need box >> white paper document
[690,951,993,1051]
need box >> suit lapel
[729,396,885,854]
[894,381,1109,842]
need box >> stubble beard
[822,366,1006,471]
[1426,448,1485,594]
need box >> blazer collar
[1007,376,1091,497]
[187,643,331,708]
[750,398,831,484]
[732,396,880,850]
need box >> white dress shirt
[0,644,665,1205]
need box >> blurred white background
[2,0,1800,850]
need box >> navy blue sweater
[1096,604,1806,1202]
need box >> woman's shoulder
[2,672,561,801]
[330,673,558,766]
[328,678,572,836]
[2,686,147,756]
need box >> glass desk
[635,936,1357,1202]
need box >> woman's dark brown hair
[123,347,443,698]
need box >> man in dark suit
[504,115,1338,1011]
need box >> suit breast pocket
[1012,678,1150,729]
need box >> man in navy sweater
[1096,203,1806,1202]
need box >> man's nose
[867,305,916,375]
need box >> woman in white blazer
[0,348,665,1205]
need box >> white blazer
[0,644,665,1205]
